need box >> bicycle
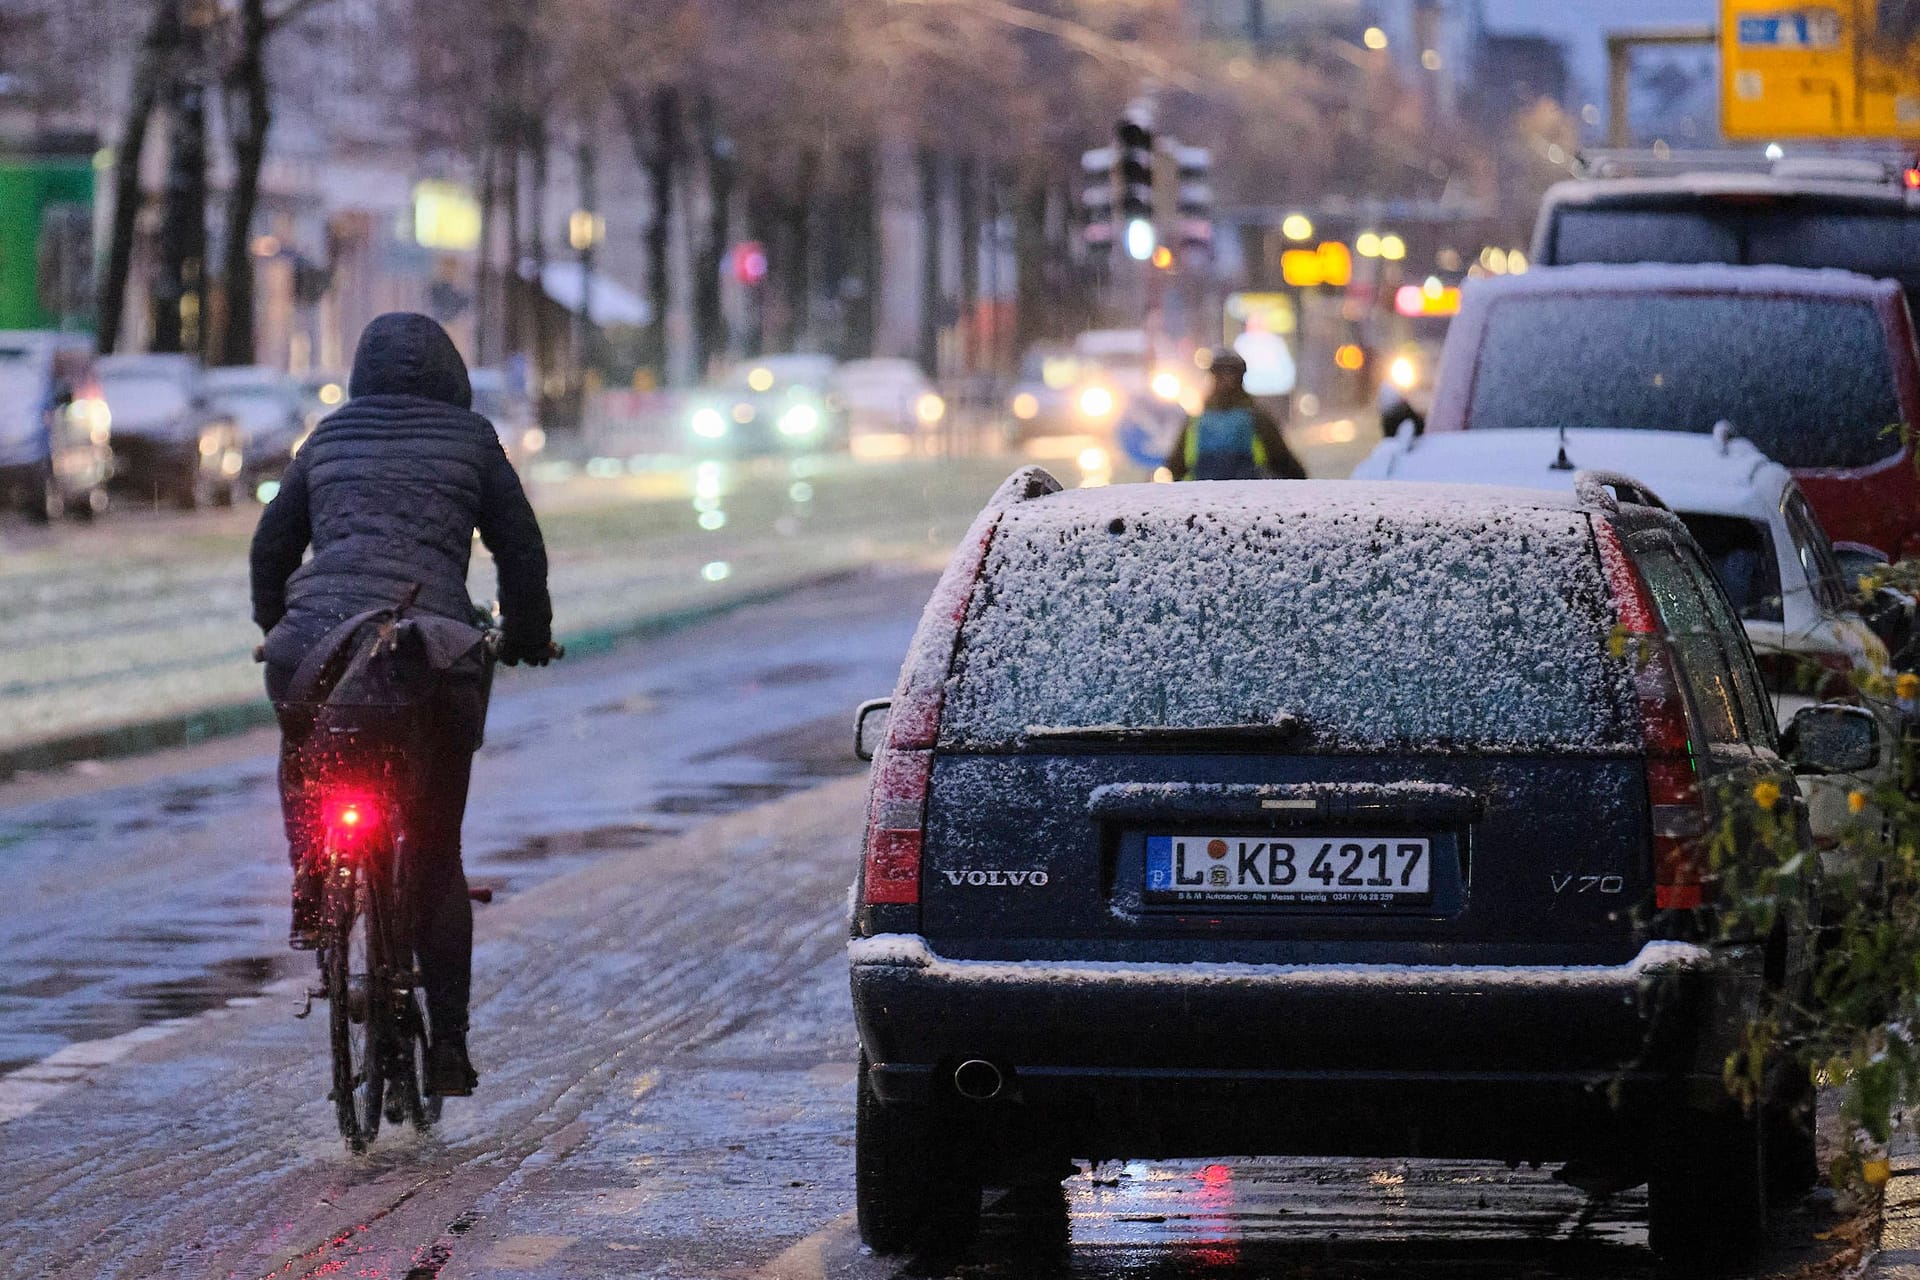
[274,626,561,1152]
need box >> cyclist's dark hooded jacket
[249,312,551,670]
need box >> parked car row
[846,153,1920,1265]
[0,342,558,523]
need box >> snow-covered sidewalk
[0,454,1010,759]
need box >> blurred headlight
[1011,392,1039,420]
[199,433,221,457]
[523,427,547,454]
[747,367,774,392]
[691,407,728,439]
[914,392,945,425]
[777,403,821,437]
[1388,355,1419,392]
[1078,385,1115,419]
[317,382,344,406]
[1150,371,1183,402]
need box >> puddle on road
[119,953,294,1022]
[3,710,874,1074]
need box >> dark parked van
[849,467,1825,1264]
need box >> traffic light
[1116,118,1155,261]
[1080,144,1115,256]
[1175,145,1213,254]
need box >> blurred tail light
[1595,520,1708,910]
[322,794,381,853]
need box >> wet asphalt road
[0,571,1871,1278]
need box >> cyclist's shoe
[426,1034,479,1097]
[288,876,325,951]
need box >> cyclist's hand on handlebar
[500,638,564,667]
[252,643,266,664]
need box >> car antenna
[1549,423,1575,471]
[1712,419,1735,456]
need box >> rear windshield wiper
[1019,718,1305,747]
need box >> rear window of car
[1548,205,1920,316]
[940,486,1635,753]
[1467,293,1903,469]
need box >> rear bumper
[850,934,1753,1162]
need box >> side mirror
[854,697,892,762]
[1834,540,1892,594]
[1782,703,1882,775]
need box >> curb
[0,565,866,782]
[1871,1128,1920,1277]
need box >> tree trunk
[645,88,677,385]
[693,96,732,379]
[527,116,553,401]
[475,137,497,367]
[957,157,979,373]
[151,15,208,357]
[214,0,270,365]
[502,120,522,360]
[917,148,941,375]
[1013,175,1048,356]
[99,0,175,354]
[573,129,595,384]
[844,145,876,360]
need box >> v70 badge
[1550,873,1626,895]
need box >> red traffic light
[732,241,768,286]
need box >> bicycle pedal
[294,989,317,1019]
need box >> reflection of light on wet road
[974,1157,1660,1279]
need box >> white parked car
[832,358,943,437]
[1354,425,1899,885]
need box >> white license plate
[1145,834,1431,903]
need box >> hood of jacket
[346,312,472,409]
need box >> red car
[1424,264,1920,557]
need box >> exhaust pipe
[953,1059,1004,1101]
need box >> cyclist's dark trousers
[269,663,477,1036]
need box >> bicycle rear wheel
[326,873,384,1151]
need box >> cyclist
[1164,348,1306,481]
[250,312,553,1097]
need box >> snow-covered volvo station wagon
[848,468,1836,1264]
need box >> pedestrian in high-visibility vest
[1165,349,1305,481]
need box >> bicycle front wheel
[326,874,384,1151]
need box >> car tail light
[858,468,1060,910]
[861,512,1000,905]
[1595,520,1708,910]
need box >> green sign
[0,155,95,331]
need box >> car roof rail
[1575,470,1669,513]
[1574,148,1775,180]
[1574,148,1903,184]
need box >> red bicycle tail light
[321,794,381,850]
[1595,520,1708,910]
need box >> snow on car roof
[1359,429,1788,522]
[1462,261,1900,304]
[939,479,1634,753]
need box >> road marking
[0,976,307,1124]
[755,1213,854,1280]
